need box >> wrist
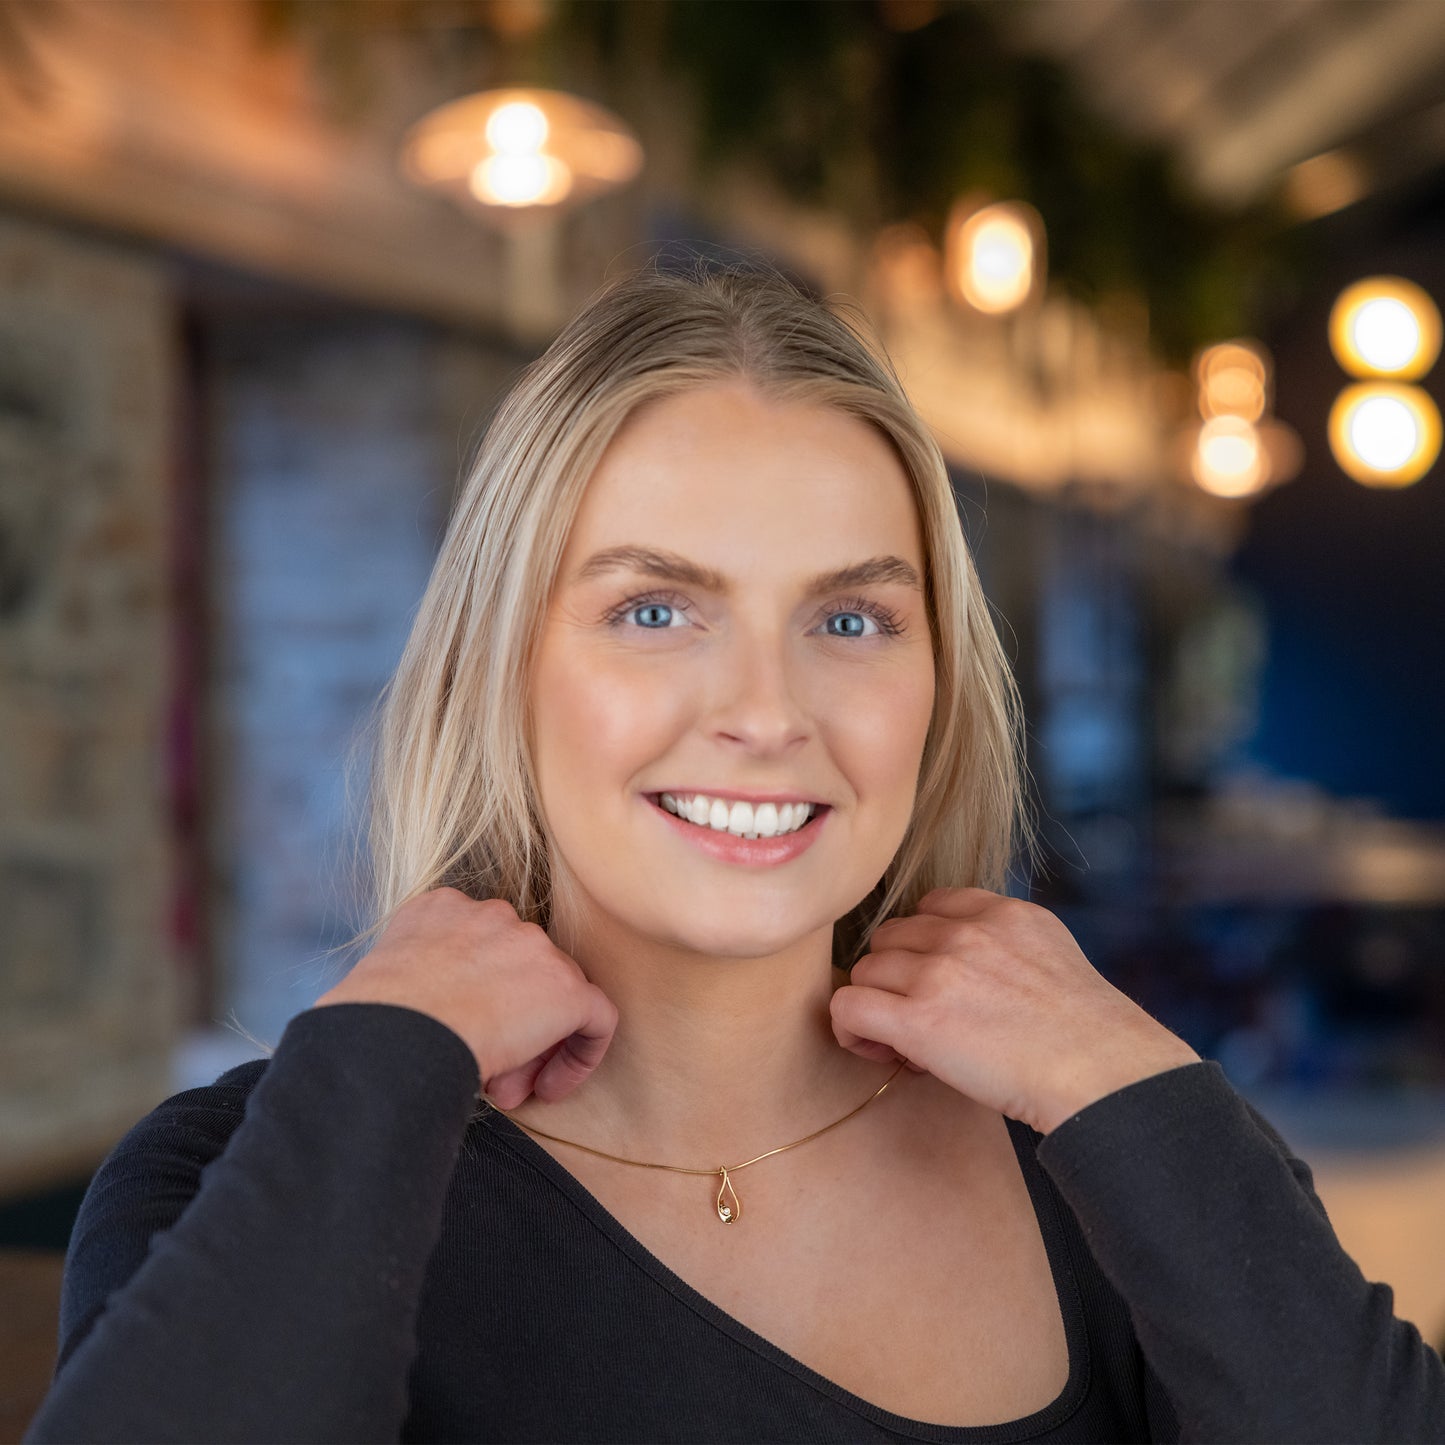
[1037,1041,1202,1136]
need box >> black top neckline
[477,1104,1092,1442]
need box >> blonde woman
[27,261,1444,1444]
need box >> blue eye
[628,600,685,629]
[604,590,904,638]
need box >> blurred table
[1243,1085,1445,1354]
[0,1249,64,1445]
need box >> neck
[493,910,905,1166]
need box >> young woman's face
[530,379,937,958]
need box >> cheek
[828,664,935,781]
[532,647,686,789]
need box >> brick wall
[0,209,180,1195]
[201,309,521,1052]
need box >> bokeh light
[1328,382,1442,487]
[400,87,642,219]
[945,199,1044,314]
[1329,276,1442,380]
[1192,415,1270,498]
[1196,339,1270,421]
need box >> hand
[314,888,619,1109]
[829,886,1202,1135]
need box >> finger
[849,941,935,993]
[839,1035,904,1065]
[831,981,919,1060]
[484,1055,550,1109]
[532,1031,609,1101]
[830,994,925,1072]
[914,885,1003,918]
[865,913,955,954]
[493,1068,545,1109]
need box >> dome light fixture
[400,87,644,224]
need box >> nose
[702,632,812,754]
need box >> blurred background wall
[1,0,1443,1434]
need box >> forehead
[564,383,924,566]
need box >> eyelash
[603,589,906,639]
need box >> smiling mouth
[644,793,830,839]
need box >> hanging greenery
[561,0,1314,366]
[257,0,1314,365]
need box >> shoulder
[58,1059,273,1367]
[87,1057,272,1198]
[77,1057,275,1228]
[110,1058,273,1164]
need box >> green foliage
[257,0,1314,362]
[561,0,1310,364]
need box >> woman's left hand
[829,886,1203,1136]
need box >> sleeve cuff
[278,999,483,1105]
[1034,1059,1242,1184]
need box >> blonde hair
[320,254,1037,995]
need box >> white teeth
[658,792,816,838]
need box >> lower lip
[643,795,830,866]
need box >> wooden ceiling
[992,0,1445,209]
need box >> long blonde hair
[323,254,1037,991]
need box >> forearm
[25,1003,480,1445]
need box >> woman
[27,261,1445,1444]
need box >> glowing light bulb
[1349,298,1421,376]
[470,153,572,206]
[1328,382,1441,487]
[1329,277,1441,379]
[1192,416,1269,497]
[1350,393,1417,470]
[1195,340,1270,421]
[486,101,549,154]
[399,87,642,222]
[945,200,1044,315]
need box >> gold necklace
[488,1059,909,1225]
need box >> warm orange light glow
[1329,277,1442,380]
[1282,149,1369,221]
[400,87,643,220]
[1195,340,1270,421]
[1328,382,1442,487]
[486,100,549,154]
[1192,415,1270,497]
[470,152,573,207]
[944,199,1044,314]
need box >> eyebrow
[571,545,924,598]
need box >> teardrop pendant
[715,1167,741,1224]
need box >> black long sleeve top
[22,1000,1445,1444]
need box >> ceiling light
[400,87,643,223]
[1328,382,1441,487]
[1329,276,1441,380]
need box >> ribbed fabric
[23,1001,1445,1444]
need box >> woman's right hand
[312,887,618,1109]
